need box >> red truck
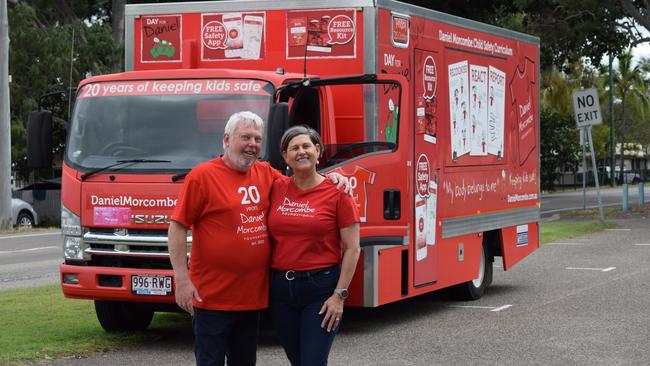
[29,0,540,331]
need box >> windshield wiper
[172,169,191,182]
[81,159,171,181]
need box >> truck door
[413,49,440,287]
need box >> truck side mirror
[27,110,54,169]
[267,102,289,172]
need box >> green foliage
[410,0,630,71]
[8,1,119,180]
[539,110,580,191]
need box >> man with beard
[168,111,347,366]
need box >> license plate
[131,275,173,296]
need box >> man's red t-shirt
[171,157,281,310]
[268,178,360,271]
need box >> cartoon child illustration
[490,86,494,106]
[150,37,175,59]
[385,98,399,143]
[462,102,467,121]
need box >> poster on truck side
[201,12,266,61]
[469,65,488,156]
[510,56,537,165]
[286,9,357,59]
[448,60,470,160]
[487,66,506,157]
[140,15,182,63]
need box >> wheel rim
[18,216,32,228]
[472,248,485,288]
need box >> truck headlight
[61,206,81,236]
[61,205,86,260]
[64,236,83,260]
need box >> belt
[273,265,339,281]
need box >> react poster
[469,65,488,156]
[201,12,266,61]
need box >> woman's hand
[319,293,345,332]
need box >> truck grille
[82,228,191,265]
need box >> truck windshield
[66,78,274,172]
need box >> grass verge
[540,219,617,244]
[0,285,190,365]
[0,227,60,235]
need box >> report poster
[487,66,506,157]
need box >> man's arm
[168,221,201,315]
[269,164,352,194]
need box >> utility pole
[0,0,12,230]
[609,53,615,187]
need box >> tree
[599,49,650,183]
[8,1,118,179]
[620,0,650,45]
[539,110,580,191]
[413,0,630,70]
[111,0,125,72]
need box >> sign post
[572,88,604,222]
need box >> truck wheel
[451,243,493,301]
[94,301,154,332]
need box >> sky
[633,41,650,63]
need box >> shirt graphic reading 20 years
[236,185,267,243]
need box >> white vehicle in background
[11,198,38,228]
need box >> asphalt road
[36,216,650,366]
[540,184,649,216]
[0,231,61,291]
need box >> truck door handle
[384,189,401,220]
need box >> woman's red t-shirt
[268,178,359,271]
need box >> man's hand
[175,275,202,315]
[326,172,353,195]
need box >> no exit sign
[572,88,602,128]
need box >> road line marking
[566,267,616,272]
[548,242,586,246]
[449,305,512,312]
[491,305,513,312]
[606,229,631,231]
[0,232,61,240]
[0,246,59,255]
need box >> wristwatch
[334,288,349,300]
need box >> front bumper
[60,264,175,303]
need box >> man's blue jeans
[270,266,340,366]
[192,307,259,366]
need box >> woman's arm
[319,222,360,332]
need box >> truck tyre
[451,243,493,301]
[94,301,154,332]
